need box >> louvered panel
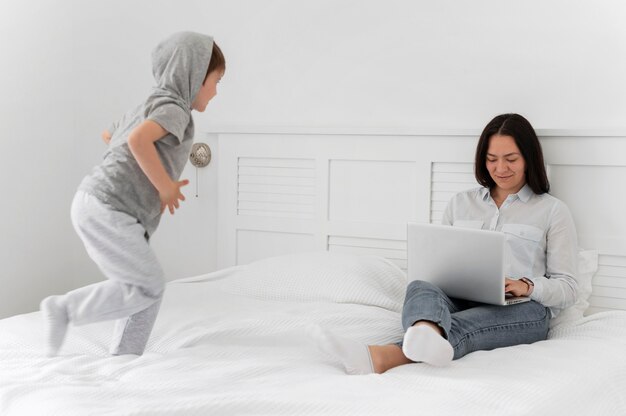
[238,183,315,195]
[588,254,626,312]
[595,263,626,279]
[238,175,315,186]
[430,211,444,224]
[431,181,478,192]
[239,157,316,169]
[431,192,458,205]
[593,275,626,289]
[430,162,478,224]
[238,157,315,219]
[430,200,448,212]
[432,162,474,173]
[238,166,315,178]
[238,201,315,213]
[236,210,314,220]
[588,295,626,311]
[237,193,316,205]
[328,236,407,271]
[431,171,478,184]
[591,286,626,300]
[598,254,626,268]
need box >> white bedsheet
[1,267,626,416]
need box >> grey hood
[149,31,214,112]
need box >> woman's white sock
[312,326,374,375]
[402,325,453,366]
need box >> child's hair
[206,41,225,80]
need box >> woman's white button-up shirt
[442,184,579,317]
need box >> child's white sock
[40,296,69,356]
[312,326,374,375]
[402,325,453,367]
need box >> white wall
[203,0,626,131]
[2,0,625,318]
[0,1,77,318]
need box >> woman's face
[486,134,526,194]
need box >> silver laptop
[407,223,529,306]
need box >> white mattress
[1,266,626,416]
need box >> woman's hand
[505,278,531,297]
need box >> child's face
[192,70,223,112]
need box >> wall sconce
[189,143,211,197]
[189,143,211,167]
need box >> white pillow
[549,249,598,328]
[219,251,408,312]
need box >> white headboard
[214,128,626,314]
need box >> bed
[2,128,626,415]
[1,251,626,415]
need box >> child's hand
[159,179,189,214]
[101,130,112,145]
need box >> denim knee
[406,280,437,296]
[402,280,451,332]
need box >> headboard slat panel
[217,130,626,313]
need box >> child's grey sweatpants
[62,190,165,355]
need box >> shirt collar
[480,187,491,201]
[516,184,533,203]
[480,184,533,203]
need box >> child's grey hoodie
[79,32,214,237]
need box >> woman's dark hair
[206,41,225,79]
[474,113,550,194]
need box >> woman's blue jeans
[399,280,550,360]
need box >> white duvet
[1,253,626,416]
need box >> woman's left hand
[505,278,530,297]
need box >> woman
[317,113,579,374]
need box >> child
[40,32,226,356]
